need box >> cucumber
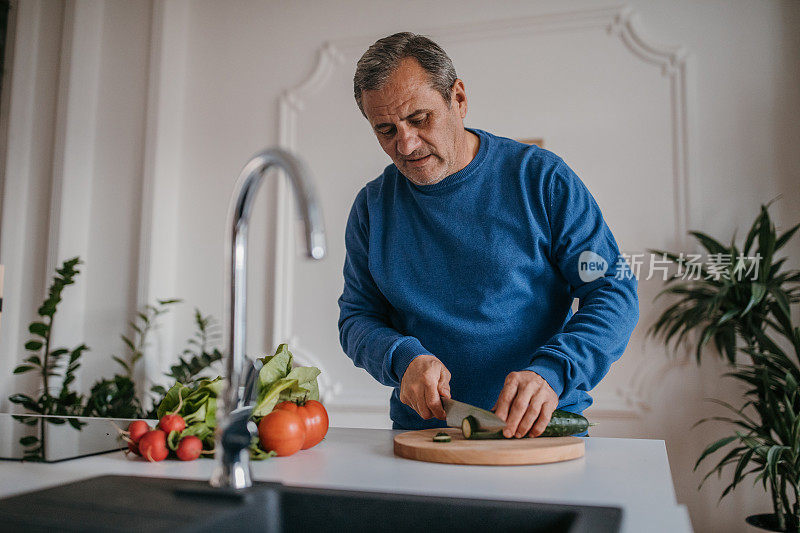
[461,416,503,440]
[461,410,591,440]
[539,410,591,437]
[432,432,451,443]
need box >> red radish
[138,429,168,462]
[128,441,141,456]
[158,414,186,434]
[175,436,203,461]
[121,420,150,456]
[127,420,150,443]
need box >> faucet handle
[218,359,261,465]
[240,358,261,409]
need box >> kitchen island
[0,427,692,532]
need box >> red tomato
[258,410,306,457]
[275,400,329,449]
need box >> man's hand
[492,371,558,438]
[399,355,451,420]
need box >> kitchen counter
[0,427,692,532]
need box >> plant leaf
[694,435,738,471]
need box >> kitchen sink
[0,475,621,532]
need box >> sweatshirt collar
[406,128,489,194]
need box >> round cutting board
[394,428,584,466]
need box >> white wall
[1,1,798,532]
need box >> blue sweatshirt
[338,128,639,431]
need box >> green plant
[147,309,224,418]
[8,257,225,458]
[650,203,800,364]
[151,309,223,395]
[8,257,89,459]
[694,317,800,531]
[113,299,182,378]
[82,299,180,419]
[82,375,142,419]
[650,204,800,530]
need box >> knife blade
[442,398,506,431]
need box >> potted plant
[8,257,224,460]
[649,204,800,531]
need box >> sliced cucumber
[461,416,503,440]
[461,416,478,439]
[433,432,451,443]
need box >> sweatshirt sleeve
[524,160,639,400]
[337,187,431,388]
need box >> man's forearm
[338,301,430,388]
[525,274,639,401]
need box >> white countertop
[0,427,692,532]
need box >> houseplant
[9,257,88,459]
[9,257,225,458]
[649,204,800,531]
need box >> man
[338,32,638,438]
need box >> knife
[442,398,506,431]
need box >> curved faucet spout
[210,148,326,489]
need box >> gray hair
[353,32,457,116]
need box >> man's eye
[377,127,394,136]
[409,115,427,125]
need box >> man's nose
[395,125,422,156]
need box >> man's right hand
[399,354,452,420]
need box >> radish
[128,420,150,443]
[128,441,142,456]
[158,414,186,434]
[138,429,169,462]
[121,420,150,456]
[175,436,203,461]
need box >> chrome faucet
[210,148,326,489]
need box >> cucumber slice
[461,416,478,439]
[432,432,451,443]
[461,416,503,440]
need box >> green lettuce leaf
[286,366,320,401]
[253,378,299,417]
[250,436,277,461]
[167,430,182,451]
[180,423,213,442]
[257,344,292,387]
[157,382,192,419]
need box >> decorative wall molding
[45,0,104,359]
[0,0,65,409]
[274,42,347,355]
[608,7,691,245]
[275,4,692,420]
[138,0,191,388]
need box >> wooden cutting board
[394,428,584,466]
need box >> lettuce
[252,344,321,417]
[154,343,321,460]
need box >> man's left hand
[492,371,558,438]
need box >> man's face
[361,58,469,186]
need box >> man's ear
[451,79,468,119]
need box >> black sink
[0,475,621,532]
